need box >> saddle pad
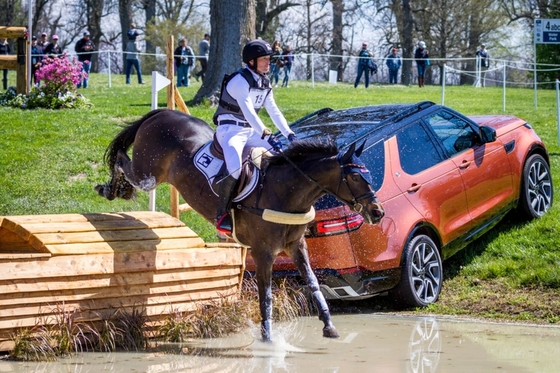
[193,142,259,202]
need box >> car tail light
[308,213,364,237]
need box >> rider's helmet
[242,39,273,65]
[418,41,426,48]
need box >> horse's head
[337,142,385,224]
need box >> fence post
[107,50,112,87]
[556,79,560,145]
[503,64,506,112]
[441,64,446,105]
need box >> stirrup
[216,213,233,234]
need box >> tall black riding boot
[215,175,238,234]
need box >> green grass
[1,73,559,323]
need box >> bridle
[279,151,377,214]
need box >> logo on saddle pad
[194,141,265,202]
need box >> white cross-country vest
[213,68,272,125]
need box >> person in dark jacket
[281,45,294,88]
[354,42,374,88]
[74,31,96,88]
[174,38,195,87]
[414,41,429,87]
[385,47,402,84]
[0,38,10,90]
[30,36,44,87]
[44,34,63,58]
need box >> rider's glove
[262,129,282,152]
[288,133,297,142]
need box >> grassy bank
[1,73,559,325]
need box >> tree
[255,0,300,41]
[193,0,256,105]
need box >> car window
[396,123,444,175]
[424,110,478,156]
[358,139,385,191]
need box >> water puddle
[1,314,559,372]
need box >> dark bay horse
[95,109,384,342]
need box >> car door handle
[407,183,421,193]
[459,160,472,169]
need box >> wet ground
[1,314,559,372]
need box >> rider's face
[255,55,271,74]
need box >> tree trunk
[399,0,413,86]
[118,0,134,70]
[329,0,343,81]
[192,0,255,105]
[86,0,104,72]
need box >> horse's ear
[355,141,366,157]
[340,142,356,163]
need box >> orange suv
[245,101,553,307]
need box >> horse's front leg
[252,249,275,342]
[288,238,339,338]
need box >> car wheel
[392,234,442,308]
[519,154,553,219]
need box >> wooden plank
[0,290,240,336]
[0,253,51,260]
[0,275,240,311]
[32,226,200,245]
[45,237,206,255]
[0,247,243,280]
[0,27,27,39]
[0,266,241,294]
[0,56,17,70]
[0,284,239,320]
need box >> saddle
[194,135,270,202]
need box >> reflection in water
[408,318,441,373]
[1,315,559,373]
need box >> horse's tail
[104,109,165,169]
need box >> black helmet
[242,39,273,64]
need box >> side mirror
[480,126,496,143]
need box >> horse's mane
[265,138,339,166]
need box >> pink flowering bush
[0,54,92,109]
[35,54,87,97]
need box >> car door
[389,122,472,246]
[423,110,514,230]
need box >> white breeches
[215,125,271,179]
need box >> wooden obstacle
[0,26,29,94]
[0,211,246,351]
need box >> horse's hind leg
[289,238,339,338]
[114,149,157,194]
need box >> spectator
[174,38,195,87]
[127,23,140,42]
[385,47,402,84]
[269,40,282,87]
[39,32,49,49]
[125,32,144,84]
[0,38,10,90]
[44,35,63,58]
[476,44,490,87]
[354,42,374,88]
[281,45,294,88]
[30,36,44,87]
[195,33,210,82]
[414,41,429,88]
[74,31,96,88]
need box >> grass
[1,72,559,327]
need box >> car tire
[519,154,553,219]
[392,234,442,308]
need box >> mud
[1,314,559,372]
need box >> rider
[213,39,296,234]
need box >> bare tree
[192,0,256,105]
[255,0,300,41]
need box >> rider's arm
[263,91,293,138]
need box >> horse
[95,108,385,342]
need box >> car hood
[468,115,526,135]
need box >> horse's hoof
[323,326,339,338]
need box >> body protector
[213,68,272,125]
